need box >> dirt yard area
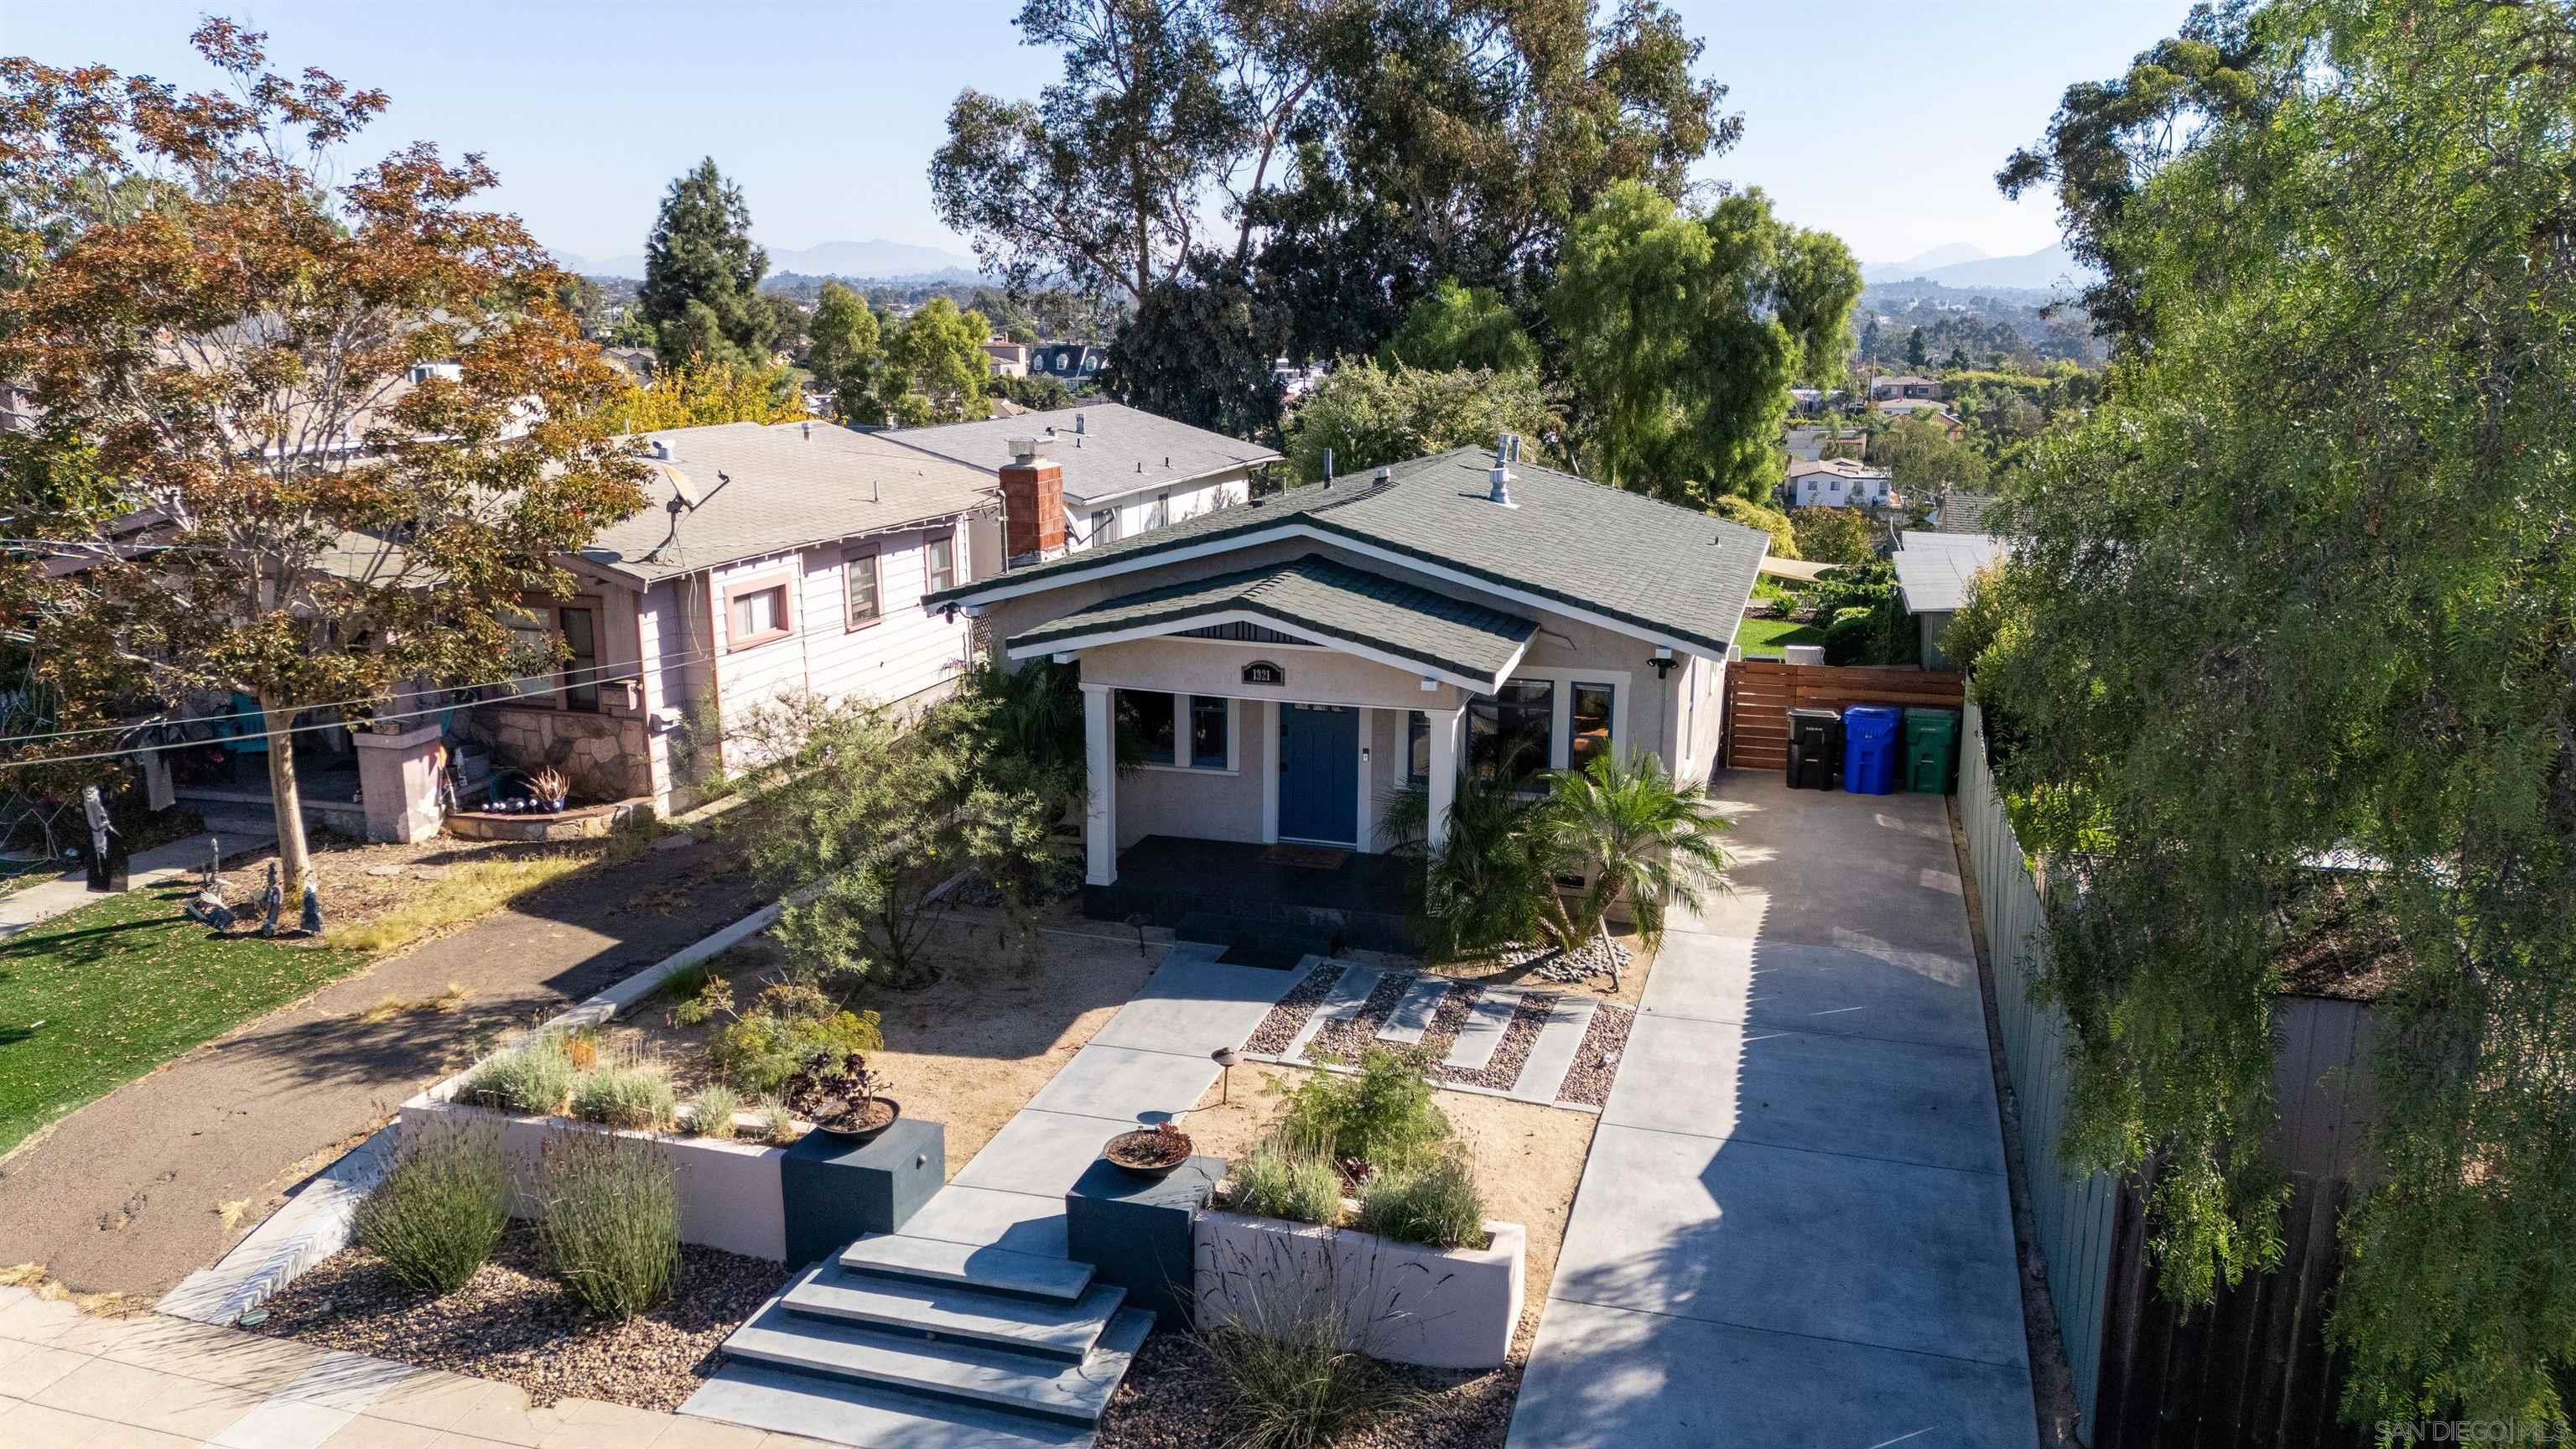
[603,906,1160,1172]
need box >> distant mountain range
[556,237,984,283]
[1862,242,2088,291]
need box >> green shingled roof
[933,447,1769,657]
[1006,554,1540,686]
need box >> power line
[0,644,721,759]
[0,644,719,745]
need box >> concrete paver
[1507,771,2037,1446]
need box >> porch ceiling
[1004,553,1537,689]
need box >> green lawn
[0,886,365,1156]
[1734,615,1826,657]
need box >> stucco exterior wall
[978,531,1719,849]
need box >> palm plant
[1541,751,1732,980]
[1379,749,1558,961]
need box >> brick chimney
[1000,437,1065,561]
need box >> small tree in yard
[0,22,647,900]
[737,691,1071,990]
[1540,752,1732,983]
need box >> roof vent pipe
[1374,466,1392,487]
[651,439,672,461]
[1488,437,1518,509]
[1075,413,1086,434]
[1324,447,1334,489]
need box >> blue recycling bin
[1841,705,1902,795]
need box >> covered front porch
[1006,554,1545,899]
[1084,834,1420,954]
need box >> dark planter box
[780,1117,945,1266]
[1067,1152,1221,1326]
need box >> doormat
[1260,844,1348,870]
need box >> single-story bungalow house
[465,421,996,816]
[883,403,1280,564]
[925,439,1767,943]
[1893,530,2006,670]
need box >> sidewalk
[0,1282,814,1449]
[0,827,273,943]
[0,835,769,1300]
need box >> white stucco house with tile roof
[468,421,997,813]
[883,403,1281,562]
[925,439,1768,946]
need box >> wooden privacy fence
[1960,703,2379,1447]
[1722,659,1964,771]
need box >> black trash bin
[1787,707,1843,791]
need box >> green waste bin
[1903,708,1961,794]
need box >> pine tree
[638,158,774,371]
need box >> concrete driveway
[1506,770,2038,1447]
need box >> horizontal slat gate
[1722,661,1964,771]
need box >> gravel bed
[1098,1327,1521,1449]
[1553,1002,1636,1107]
[1497,935,1633,984]
[1241,963,1346,1055]
[248,1229,789,1410]
[1430,992,1561,1091]
[1410,980,1482,1063]
[1301,971,1415,1063]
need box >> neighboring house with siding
[883,403,1280,564]
[1893,530,2005,670]
[925,439,1763,937]
[1785,456,1897,510]
[473,420,993,813]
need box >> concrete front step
[785,1263,1129,1360]
[722,1296,1154,1425]
[683,1360,1101,1449]
[839,1233,1096,1303]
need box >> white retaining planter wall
[398,1092,788,1262]
[1192,1208,1525,1369]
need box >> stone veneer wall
[467,704,652,802]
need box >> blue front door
[1277,704,1359,844]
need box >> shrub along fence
[1960,702,2378,1448]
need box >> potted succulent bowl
[786,1050,901,1143]
[1103,1121,1194,1178]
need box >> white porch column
[1354,707,1375,853]
[1080,682,1118,886]
[1426,706,1465,853]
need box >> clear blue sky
[8,0,2189,267]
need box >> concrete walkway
[683,943,1306,1440]
[1506,771,2038,1447]
[0,1280,814,1449]
[0,828,271,943]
